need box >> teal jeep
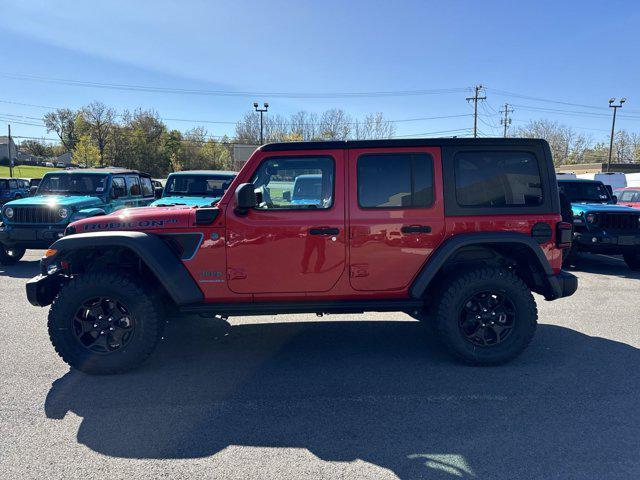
[0,168,157,264]
[558,178,640,269]
[150,170,236,207]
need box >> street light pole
[607,97,626,172]
[253,102,269,144]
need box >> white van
[624,172,640,188]
[576,172,626,189]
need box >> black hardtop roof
[261,137,549,152]
[43,168,150,176]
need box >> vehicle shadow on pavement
[565,253,640,280]
[0,259,40,279]
[44,317,640,479]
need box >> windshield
[38,174,109,195]
[164,175,235,198]
[559,182,611,204]
[0,180,7,190]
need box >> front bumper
[26,273,67,307]
[0,224,66,249]
[573,231,640,253]
[545,270,578,301]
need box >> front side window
[454,151,543,207]
[8,180,17,189]
[618,190,639,202]
[559,181,610,204]
[358,153,434,208]
[251,156,334,209]
[38,174,108,195]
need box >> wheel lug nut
[109,327,114,331]
[100,330,105,335]
[93,324,98,328]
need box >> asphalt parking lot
[1,251,639,480]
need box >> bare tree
[318,109,352,140]
[43,108,78,152]
[353,112,396,140]
[80,101,116,166]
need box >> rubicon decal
[82,219,179,231]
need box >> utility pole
[253,102,269,144]
[7,124,13,178]
[500,103,513,138]
[607,97,625,172]
[466,85,486,138]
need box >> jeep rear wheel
[623,252,640,270]
[0,244,25,265]
[48,272,163,374]
[433,267,537,365]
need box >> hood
[69,204,194,233]
[3,194,104,209]
[571,203,640,215]
[150,195,219,207]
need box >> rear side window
[358,153,434,208]
[125,176,141,197]
[140,177,154,196]
[454,151,543,207]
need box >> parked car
[559,179,640,269]
[614,187,640,208]
[151,170,236,207]
[556,172,577,179]
[0,178,30,205]
[0,168,156,264]
[26,138,577,374]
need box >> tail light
[556,222,572,248]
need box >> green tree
[43,108,79,152]
[73,135,100,167]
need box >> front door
[225,151,346,294]
[347,147,445,291]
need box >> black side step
[179,299,424,317]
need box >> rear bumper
[0,224,65,249]
[545,270,578,300]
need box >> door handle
[309,227,340,235]
[401,225,432,234]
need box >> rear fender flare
[410,232,554,298]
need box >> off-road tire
[433,267,537,366]
[0,244,25,265]
[48,272,163,374]
[623,252,640,271]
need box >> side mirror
[154,186,163,199]
[611,195,618,204]
[234,183,257,214]
[29,186,38,196]
[283,190,291,202]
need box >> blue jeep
[558,178,640,269]
[0,168,157,264]
[0,178,30,205]
[151,170,236,207]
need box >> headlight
[4,207,13,219]
[585,213,597,224]
[58,207,69,219]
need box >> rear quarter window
[454,151,543,207]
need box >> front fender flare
[43,231,203,305]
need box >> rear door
[347,147,445,291]
[124,175,143,208]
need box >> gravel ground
[1,251,639,479]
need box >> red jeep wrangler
[27,138,577,374]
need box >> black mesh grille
[11,206,60,224]
[597,213,640,232]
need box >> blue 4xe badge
[82,219,179,231]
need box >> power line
[0,72,467,99]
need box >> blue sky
[0,0,639,143]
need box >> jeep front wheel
[433,267,537,365]
[48,272,163,374]
[0,244,25,265]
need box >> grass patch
[0,165,62,178]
